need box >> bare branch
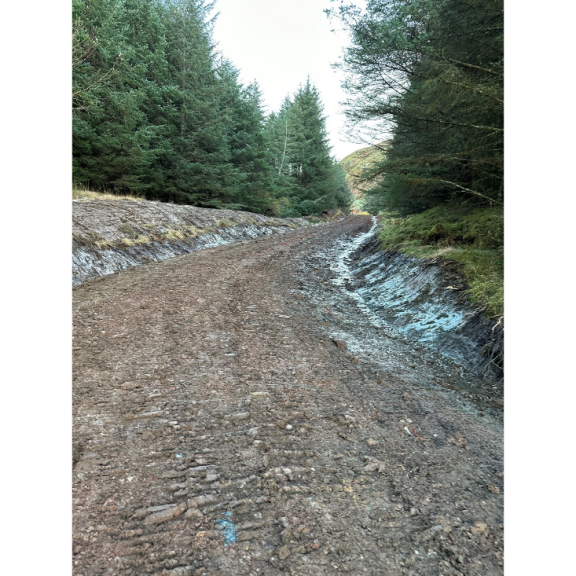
[437,180,503,205]
[442,58,503,78]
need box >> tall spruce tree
[218,62,276,212]
[265,99,296,204]
[265,97,299,212]
[162,0,234,206]
[72,0,173,193]
[290,80,337,214]
[265,80,351,216]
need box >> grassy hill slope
[341,143,388,212]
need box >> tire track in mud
[73,216,503,576]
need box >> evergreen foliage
[328,0,503,214]
[264,80,351,216]
[328,0,504,318]
[73,0,350,216]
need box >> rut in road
[73,216,503,576]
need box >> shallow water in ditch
[299,219,503,414]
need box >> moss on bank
[378,205,503,320]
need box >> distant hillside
[341,143,388,212]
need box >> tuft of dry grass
[120,236,152,247]
[94,240,114,249]
[162,229,186,242]
[73,186,144,202]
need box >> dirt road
[73,216,503,576]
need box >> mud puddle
[298,219,503,414]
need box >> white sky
[211,0,367,160]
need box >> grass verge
[378,204,503,320]
[73,186,144,202]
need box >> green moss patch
[378,205,503,319]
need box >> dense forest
[72,0,351,217]
[330,0,504,318]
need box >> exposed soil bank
[300,221,502,413]
[345,230,503,380]
[73,199,307,285]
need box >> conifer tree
[329,0,503,213]
[265,80,351,216]
[218,63,276,212]
[72,1,349,215]
[290,80,335,213]
[266,97,300,209]
[162,0,233,206]
[73,0,172,193]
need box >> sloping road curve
[73,215,503,576]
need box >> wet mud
[301,219,503,413]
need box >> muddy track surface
[73,216,503,576]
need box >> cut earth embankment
[72,199,308,286]
[345,235,503,381]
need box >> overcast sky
[211,0,367,161]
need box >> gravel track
[73,215,503,576]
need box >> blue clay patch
[215,512,237,546]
